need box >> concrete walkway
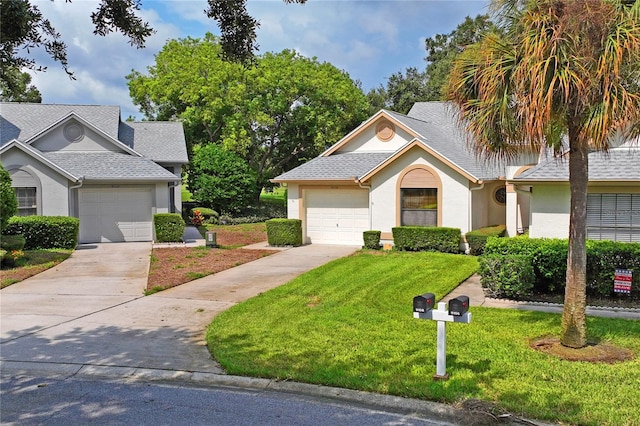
[1,243,359,377]
[443,274,640,320]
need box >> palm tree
[447,0,640,348]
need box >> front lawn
[1,249,73,288]
[206,250,640,426]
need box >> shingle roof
[273,102,528,182]
[43,151,179,181]
[1,103,121,142]
[0,102,188,164]
[273,152,393,181]
[119,121,188,164]
[514,147,640,181]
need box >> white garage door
[306,189,369,245]
[79,188,153,243]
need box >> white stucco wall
[368,146,472,235]
[2,149,70,215]
[528,184,570,238]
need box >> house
[509,141,640,242]
[272,102,538,247]
[0,103,188,243]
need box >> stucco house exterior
[274,101,640,247]
[272,102,538,246]
[509,141,640,242]
[0,103,188,243]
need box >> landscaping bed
[1,249,72,288]
[147,223,274,292]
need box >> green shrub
[0,165,17,232]
[392,226,461,253]
[154,213,185,243]
[4,216,79,249]
[483,237,640,299]
[363,230,381,250]
[478,254,535,299]
[465,224,506,255]
[192,207,219,221]
[1,234,26,252]
[266,219,302,247]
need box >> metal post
[434,302,449,381]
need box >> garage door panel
[306,189,369,245]
[79,188,153,243]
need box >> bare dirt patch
[530,336,634,363]
[147,224,275,291]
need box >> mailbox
[413,293,435,313]
[448,296,469,316]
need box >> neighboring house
[272,102,538,246]
[509,141,640,242]
[0,103,188,243]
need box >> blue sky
[29,0,490,119]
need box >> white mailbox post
[413,299,472,380]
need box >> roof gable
[0,140,81,182]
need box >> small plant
[363,230,381,250]
[191,209,204,226]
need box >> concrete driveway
[1,243,358,377]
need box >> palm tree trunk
[561,123,588,348]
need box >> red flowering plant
[191,209,204,226]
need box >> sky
[27,0,491,120]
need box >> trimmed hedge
[266,219,302,247]
[4,216,79,249]
[154,213,185,243]
[392,226,461,254]
[363,230,381,250]
[482,237,640,299]
[478,254,535,298]
[465,224,507,255]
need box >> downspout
[68,176,85,217]
[354,177,372,230]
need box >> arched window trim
[7,165,43,216]
[396,164,443,227]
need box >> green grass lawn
[206,250,640,426]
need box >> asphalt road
[0,374,455,426]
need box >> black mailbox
[413,293,435,313]
[448,296,469,316]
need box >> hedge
[465,224,506,255]
[482,237,640,299]
[363,230,381,250]
[266,219,302,247]
[154,213,185,243]
[392,226,461,254]
[4,216,79,249]
[478,254,535,299]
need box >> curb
[0,360,553,426]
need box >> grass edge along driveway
[206,250,640,426]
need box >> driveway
[0,243,358,376]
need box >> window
[587,193,640,242]
[15,187,37,216]
[401,188,437,226]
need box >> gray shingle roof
[119,121,188,164]
[43,151,179,181]
[1,103,121,142]
[273,152,393,181]
[514,147,640,181]
[1,102,188,164]
[274,102,530,183]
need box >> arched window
[399,166,441,227]
[9,168,40,216]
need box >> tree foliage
[0,66,42,102]
[0,165,18,233]
[127,34,369,199]
[0,0,152,85]
[189,144,257,214]
[448,0,640,348]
